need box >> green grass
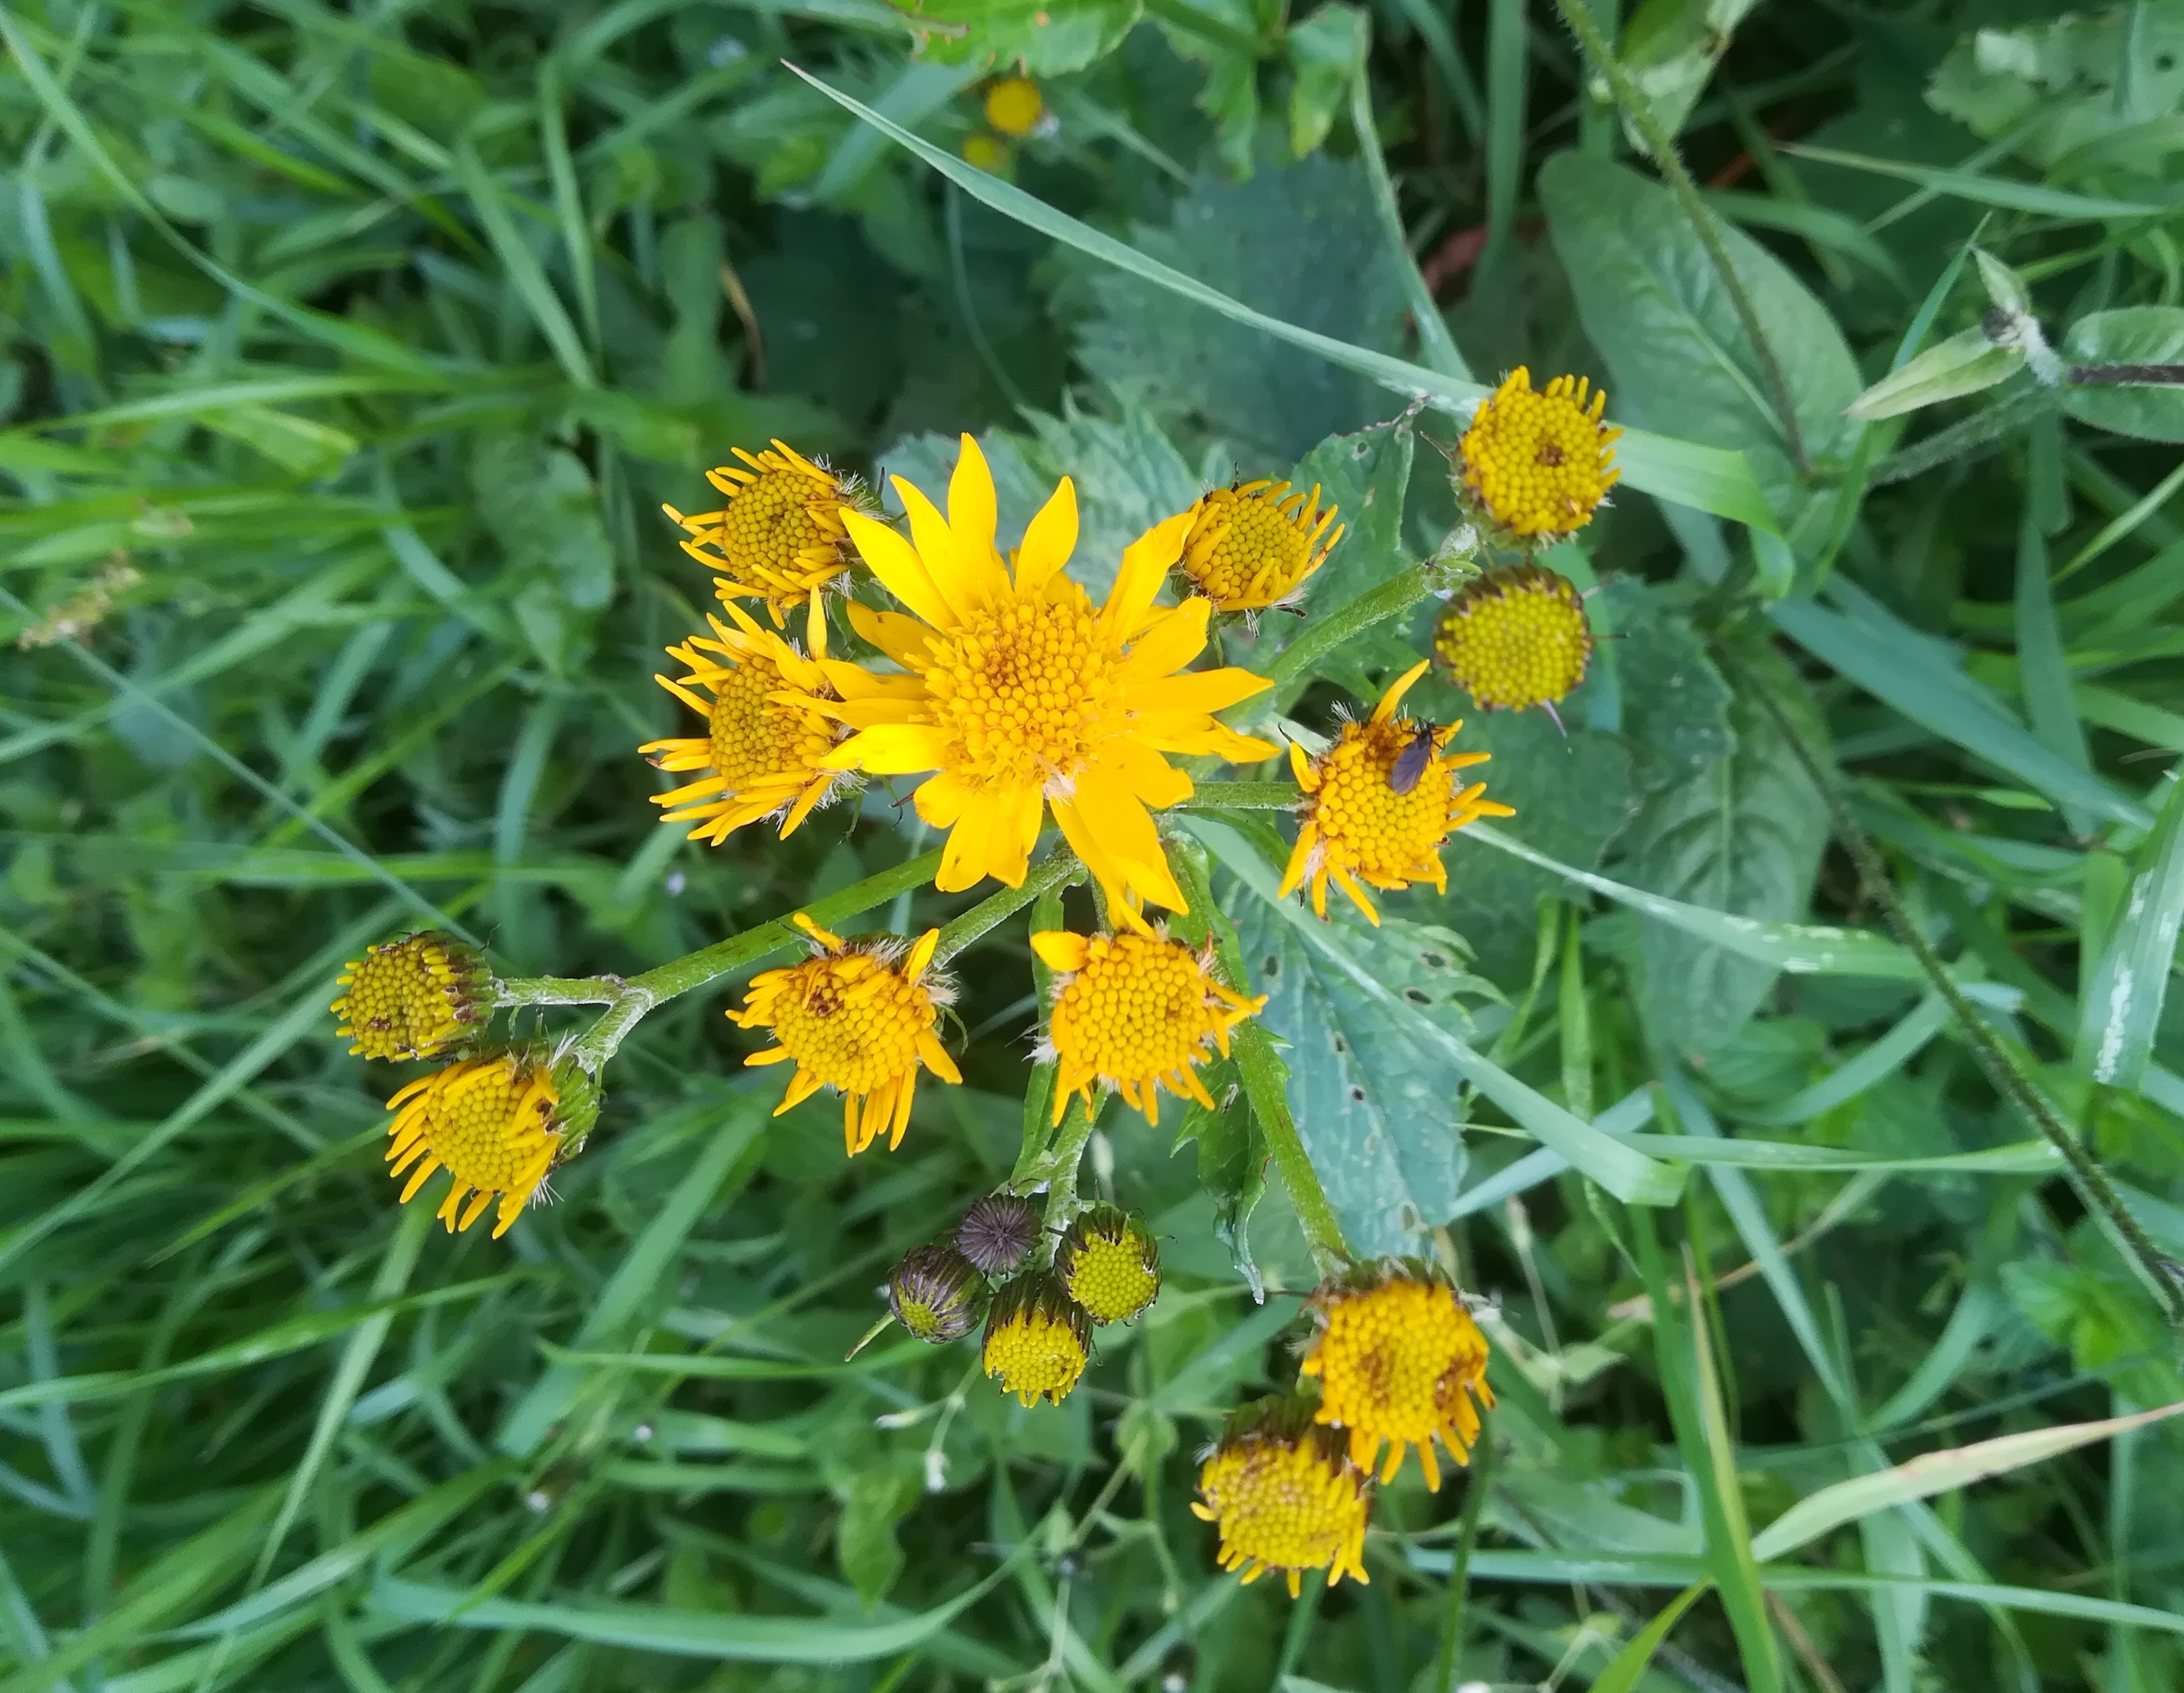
[5,1,2184,1690]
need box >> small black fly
[1388,721,1439,796]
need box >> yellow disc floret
[1280,660,1514,926]
[1055,1204,1161,1325]
[984,76,1044,137]
[981,1274,1092,1408]
[1032,929,1265,1128]
[1430,563,1594,713]
[1179,480,1343,612]
[333,932,489,1061]
[663,441,856,626]
[1299,1261,1495,1491]
[733,915,962,1155]
[1458,367,1621,540]
[1191,1397,1373,1598]
[639,600,851,844]
[804,436,1277,927]
[383,1052,568,1238]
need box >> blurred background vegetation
[4,0,2184,1690]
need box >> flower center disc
[1433,579,1591,711]
[1050,935,1219,1083]
[724,469,833,572]
[1193,499,1309,604]
[926,596,1115,790]
[1200,1441,1357,1568]
[420,1061,560,1194]
[1313,723,1456,879]
[1063,1235,1159,1323]
[1315,1282,1477,1442]
[768,957,929,1094]
[705,653,837,789]
[984,1311,1085,1399]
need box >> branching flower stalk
[1733,658,2184,1327]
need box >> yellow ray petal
[846,599,936,667]
[821,723,952,775]
[1092,739,1192,810]
[1370,658,1433,724]
[894,474,995,626]
[1030,930,1091,971]
[937,791,1000,892]
[912,769,978,830]
[1014,475,1079,595]
[1123,665,1272,715]
[982,780,1045,888]
[1064,766,1186,912]
[947,434,1005,595]
[1117,595,1209,678]
[842,508,955,630]
[1100,507,1196,639]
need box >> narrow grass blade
[2077,768,2184,1086]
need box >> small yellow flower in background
[982,1273,1092,1407]
[385,1050,578,1238]
[961,132,1011,174]
[1458,367,1621,540]
[1192,1395,1373,1597]
[664,441,856,628]
[333,932,489,1061]
[1430,562,1595,718]
[1055,1203,1161,1324]
[1179,480,1343,613]
[807,435,1277,927]
[1299,1261,1494,1491]
[1032,928,1265,1127]
[639,600,851,845]
[984,75,1045,138]
[732,914,962,1155]
[1280,659,1513,926]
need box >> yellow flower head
[809,436,1278,927]
[1458,367,1621,540]
[1430,562,1594,715]
[981,1273,1092,1408]
[962,132,1011,174]
[984,75,1045,138]
[1032,927,1264,1127]
[384,1050,583,1239]
[332,932,489,1061]
[1191,1395,1373,1597]
[1055,1203,1161,1325]
[1299,1261,1494,1491]
[638,600,851,845]
[1178,480,1343,613]
[732,914,962,1156]
[887,1242,988,1343]
[664,441,856,626]
[1278,660,1514,926]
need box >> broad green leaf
[473,432,616,613]
[836,1467,919,1607]
[1927,9,2184,174]
[1193,818,1684,1206]
[1284,4,1364,159]
[1147,0,1273,174]
[1608,0,1765,146]
[2076,769,2184,1086]
[1750,1399,2184,1563]
[1771,589,2153,828]
[789,68,1782,533]
[1076,150,1408,462]
[1173,1082,1268,1296]
[1537,151,1861,527]
[1845,323,2024,420]
[1609,581,1734,785]
[1619,641,1831,1056]
[2063,308,2184,443]
[888,0,1141,73]
[1227,888,1490,1256]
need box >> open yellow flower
[731,914,961,1155]
[663,441,855,626]
[1280,660,1513,925]
[1458,367,1621,540]
[1179,480,1343,612]
[1192,1395,1373,1597]
[1032,927,1264,1126]
[1299,1261,1494,1491]
[638,600,850,845]
[809,436,1277,927]
[383,1052,571,1239]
